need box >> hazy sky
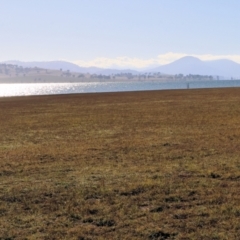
[1,0,240,68]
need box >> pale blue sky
[1,0,240,68]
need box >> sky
[1,0,240,68]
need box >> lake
[1,80,240,97]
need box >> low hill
[4,61,139,75]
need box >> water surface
[1,80,240,97]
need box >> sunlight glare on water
[1,81,240,97]
[0,83,100,97]
[0,82,186,97]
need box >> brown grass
[0,88,240,239]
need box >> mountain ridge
[3,56,240,78]
[150,56,240,78]
[4,60,139,75]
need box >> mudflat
[0,88,240,239]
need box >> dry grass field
[0,88,240,239]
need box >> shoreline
[1,85,240,99]
[1,79,240,98]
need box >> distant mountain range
[150,56,240,78]
[4,56,240,78]
[4,60,139,75]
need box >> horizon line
[2,52,240,69]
